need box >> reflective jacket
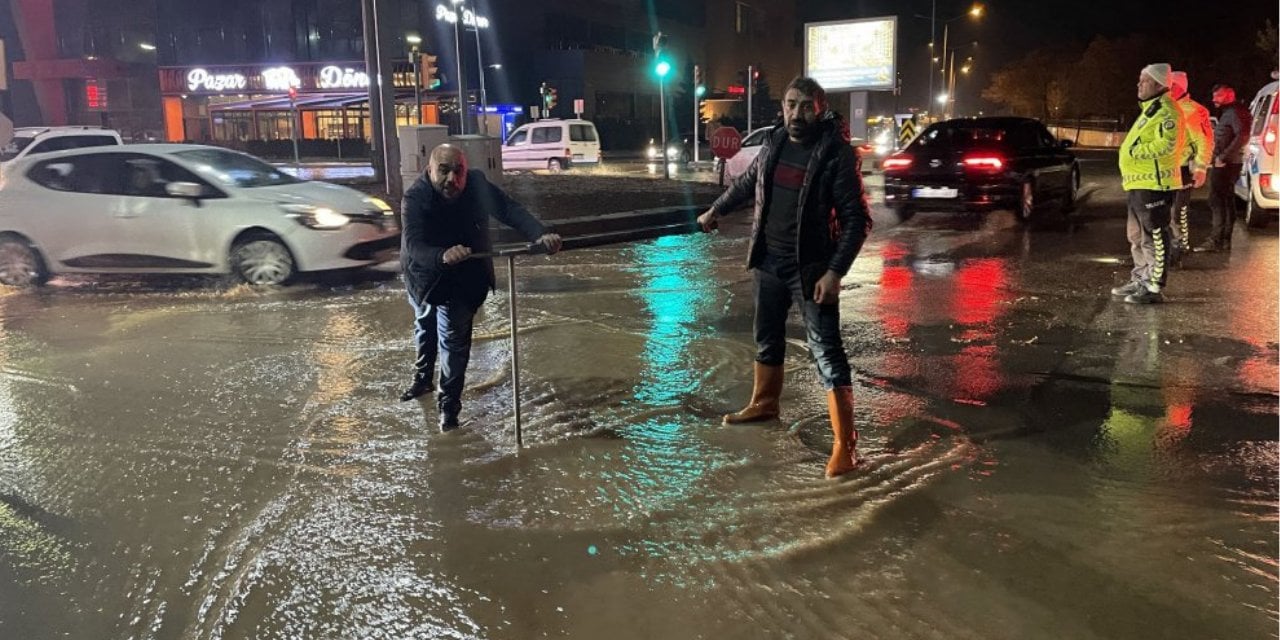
[1119,92,1185,191]
[1175,95,1214,171]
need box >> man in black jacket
[697,76,872,478]
[400,144,561,431]
[1200,83,1253,251]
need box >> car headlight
[363,196,393,214]
[667,147,679,159]
[280,204,351,229]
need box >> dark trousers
[1208,164,1242,246]
[408,293,476,414]
[1171,187,1193,250]
[753,253,852,389]
[1126,190,1174,292]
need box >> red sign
[726,85,745,96]
[573,98,584,114]
[85,80,107,111]
[710,126,742,159]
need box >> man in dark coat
[697,76,872,478]
[400,144,562,431]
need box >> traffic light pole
[693,92,699,164]
[412,48,422,125]
[746,64,754,134]
[659,77,669,180]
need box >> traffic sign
[710,126,742,159]
[573,98,584,114]
[897,119,917,146]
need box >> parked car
[0,126,122,170]
[0,145,400,287]
[881,117,1080,221]
[501,119,601,171]
[1234,78,1278,228]
[723,126,775,182]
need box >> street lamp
[915,2,985,115]
[138,42,156,51]
[407,34,423,124]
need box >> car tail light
[1261,173,1273,191]
[1263,124,1276,156]
[882,155,912,172]
[963,155,1005,171]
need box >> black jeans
[408,293,476,414]
[753,253,852,389]
[1208,164,1242,246]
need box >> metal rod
[660,77,669,180]
[453,4,467,134]
[507,255,522,449]
[472,25,487,135]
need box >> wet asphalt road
[0,150,1275,639]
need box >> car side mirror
[1059,139,1075,149]
[166,181,205,201]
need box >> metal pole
[693,83,699,164]
[360,0,385,185]
[947,52,956,118]
[940,23,948,119]
[507,255,523,449]
[746,64,753,133]
[472,26,487,135]
[659,78,669,179]
[928,0,935,113]
[290,94,300,170]
[453,6,467,134]
[413,48,422,125]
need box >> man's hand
[538,233,563,254]
[697,209,719,233]
[814,270,842,305]
[1193,168,1208,188]
[442,245,472,265]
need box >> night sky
[799,0,1279,115]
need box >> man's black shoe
[439,411,460,433]
[399,374,434,402]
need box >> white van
[501,119,601,172]
[1235,79,1278,228]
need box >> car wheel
[231,235,295,286]
[547,158,565,173]
[1016,180,1036,222]
[1245,187,1270,229]
[1061,166,1080,216]
[0,237,48,287]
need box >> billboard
[804,16,897,92]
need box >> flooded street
[0,158,1276,639]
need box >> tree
[981,49,1070,120]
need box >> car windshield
[0,136,35,162]
[172,148,301,188]
[911,123,1009,149]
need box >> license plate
[573,154,585,160]
[913,187,959,199]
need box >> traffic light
[547,86,558,110]
[699,99,713,124]
[421,54,440,90]
[694,64,705,97]
[287,86,297,102]
[652,31,670,80]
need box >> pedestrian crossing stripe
[898,120,917,146]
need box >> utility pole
[746,64,754,133]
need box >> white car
[723,126,775,182]
[1234,79,1278,228]
[1,126,122,169]
[0,144,400,286]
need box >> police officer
[1168,71,1213,264]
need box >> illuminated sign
[187,68,247,92]
[726,85,745,96]
[262,66,301,91]
[436,4,489,28]
[317,66,369,89]
[804,16,897,92]
[85,80,108,110]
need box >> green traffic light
[655,60,671,78]
[695,85,706,97]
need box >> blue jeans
[753,253,852,389]
[408,293,476,414]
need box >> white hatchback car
[0,144,400,286]
[1,126,122,168]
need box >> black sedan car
[882,117,1080,221]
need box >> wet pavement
[0,151,1276,639]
